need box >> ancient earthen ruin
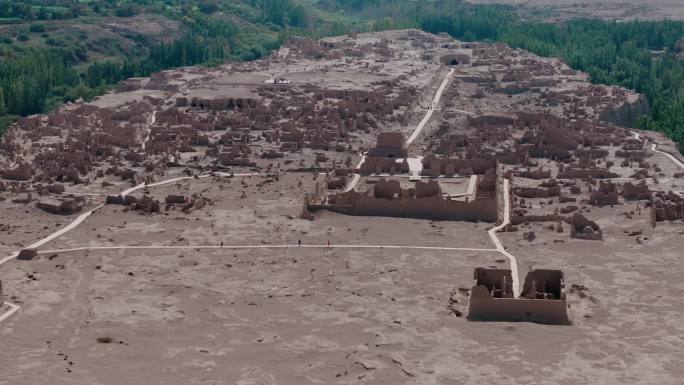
[1,29,683,384]
[467,268,570,324]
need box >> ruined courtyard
[1,29,683,384]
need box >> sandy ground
[1,167,683,384]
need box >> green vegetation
[1,0,684,152]
[0,0,307,132]
[84,20,270,89]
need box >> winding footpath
[344,68,455,192]
[406,68,455,146]
[628,128,683,170]
[487,179,521,297]
[343,155,366,193]
[651,143,684,169]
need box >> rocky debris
[47,183,65,195]
[622,181,652,201]
[568,284,597,303]
[560,205,578,214]
[567,213,603,240]
[260,150,284,159]
[165,195,186,204]
[649,191,684,225]
[36,196,85,215]
[327,178,347,190]
[133,196,161,213]
[514,186,560,199]
[1,163,32,181]
[106,194,159,213]
[589,181,619,206]
[181,194,212,214]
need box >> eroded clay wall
[467,294,570,325]
[312,195,497,222]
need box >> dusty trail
[406,68,456,146]
[0,301,19,323]
[344,68,454,192]
[627,128,683,170]
[651,143,684,169]
[39,244,498,254]
[487,178,521,297]
[343,155,366,192]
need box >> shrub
[198,0,219,14]
[96,337,113,343]
[29,24,47,33]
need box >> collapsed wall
[307,175,498,222]
[467,268,570,325]
[311,192,497,222]
[649,191,684,225]
[421,156,495,176]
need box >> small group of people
[296,239,332,248]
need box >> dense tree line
[0,49,79,116]
[85,24,257,89]
[244,0,310,28]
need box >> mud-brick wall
[598,94,650,127]
[467,290,570,325]
[323,195,498,222]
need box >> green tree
[0,86,6,115]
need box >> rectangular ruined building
[306,169,499,222]
[467,268,570,325]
